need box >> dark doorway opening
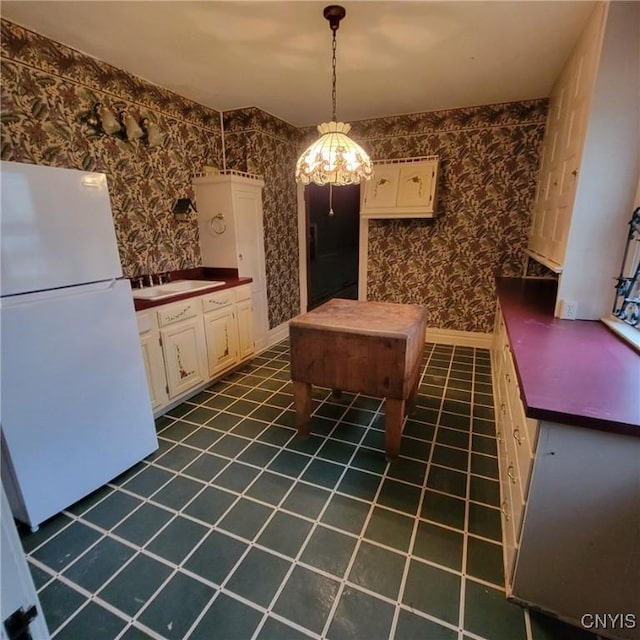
[306,184,360,310]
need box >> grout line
[23,340,529,640]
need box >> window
[603,188,640,351]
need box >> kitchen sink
[133,279,225,300]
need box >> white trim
[525,248,563,274]
[296,183,308,314]
[601,316,640,353]
[425,327,493,349]
[265,320,290,350]
[219,112,226,172]
[358,216,369,300]
[266,319,493,350]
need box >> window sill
[601,316,640,353]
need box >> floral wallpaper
[222,108,302,328]
[0,19,223,278]
[337,100,548,333]
[1,18,548,335]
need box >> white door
[161,318,208,398]
[203,308,239,376]
[1,279,157,529]
[1,484,50,639]
[139,332,169,411]
[236,298,255,360]
[234,187,266,290]
[0,161,122,295]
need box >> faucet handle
[158,272,170,284]
[147,273,156,287]
[135,276,145,289]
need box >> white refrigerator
[0,160,158,531]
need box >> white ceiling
[1,1,596,127]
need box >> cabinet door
[362,165,400,210]
[236,298,255,360]
[139,331,169,411]
[160,318,208,399]
[526,3,604,271]
[234,187,266,289]
[203,307,239,377]
[397,161,436,208]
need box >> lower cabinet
[137,284,255,415]
[492,303,640,640]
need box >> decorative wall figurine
[122,109,144,141]
[96,103,121,135]
[142,118,163,146]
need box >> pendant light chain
[331,28,338,122]
[294,5,373,188]
[329,23,338,213]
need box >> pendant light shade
[295,5,373,186]
[295,121,373,185]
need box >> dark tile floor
[21,341,599,640]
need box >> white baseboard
[263,321,491,350]
[425,327,493,349]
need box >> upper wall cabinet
[527,3,606,273]
[194,171,268,351]
[526,1,640,321]
[360,157,439,219]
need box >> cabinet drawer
[157,300,200,327]
[136,310,155,334]
[202,289,235,313]
[508,467,525,542]
[510,391,534,492]
[234,284,251,302]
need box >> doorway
[304,184,360,310]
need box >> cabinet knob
[501,500,510,521]
[239,253,243,260]
[507,465,516,483]
[513,428,522,445]
[571,168,578,177]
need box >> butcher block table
[289,298,427,460]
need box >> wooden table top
[290,298,427,338]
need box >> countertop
[132,267,252,312]
[496,277,640,437]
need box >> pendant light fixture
[295,5,373,194]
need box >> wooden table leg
[293,380,312,436]
[407,369,420,414]
[385,398,406,461]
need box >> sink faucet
[147,255,157,287]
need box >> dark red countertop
[496,277,640,437]
[132,267,252,311]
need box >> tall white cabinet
[527,1,640,320]
[194,172,268,351]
